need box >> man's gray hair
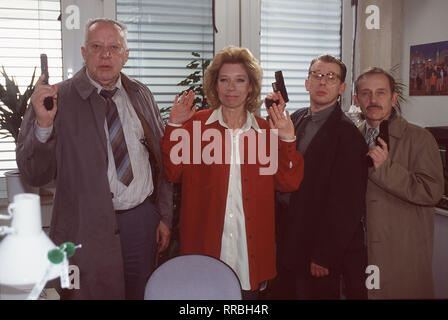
[84,18,128,49]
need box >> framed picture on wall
[409,40,448,96]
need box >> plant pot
[4,170,39,203]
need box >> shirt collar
[205,106,262,133]
[85,70,122,94]
[388,107,397,122]
[365,107,398,134]
[365,122,379,135]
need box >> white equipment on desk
[0,193,80,299]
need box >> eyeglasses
[308,71,341,85]
[87,43,123,55]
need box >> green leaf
[186,62,200,69]
[176,52,211,111]
[0,66,36,144]
[203,60,211,68]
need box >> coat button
[111,192,114,198]
[114,229,120,235]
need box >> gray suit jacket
[16,68,172,299]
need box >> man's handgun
[40,53,54,110]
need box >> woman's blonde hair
[204,46,262,112]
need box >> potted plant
[0,66,38,202]
[159,52,211,123]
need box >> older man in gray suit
[17,18,172,300]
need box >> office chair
[144,254,242,300]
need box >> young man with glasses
[273,55,369,299]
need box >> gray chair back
[144,254,242,300]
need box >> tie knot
[100,88,118,100]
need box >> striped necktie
[101,88,134,186]
[366,127,377,149]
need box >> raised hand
[265,86,286,114]
[367,137,389,169]
[30,74,58,128]
[267,104,295,140]
[169,90,196,125]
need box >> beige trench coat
[359,115,444,299]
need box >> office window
[116,0,213,113]
[260,0,342,116]
[0,0,63,176]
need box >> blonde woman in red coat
[162,46,304,299]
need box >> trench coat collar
[71,67,143,159]
[388,114,406,139]
[72,67,140,100]
[291,103,343,159]
[358,113,406,140]
[72,67,96,100]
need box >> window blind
[116,0,213,114]
[260,0,342,117]
[0,0,63,176]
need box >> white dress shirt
[205,107,262,291]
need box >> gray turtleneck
[297,103,336,154]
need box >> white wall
[400,0,448,299]
[356,0,403,77]
[61,0,115,80]
[400,0,448,127]
[214,0,260,60]
[341,0,356,109]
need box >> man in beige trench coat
[354,67,444,299]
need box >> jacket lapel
[120,74,162,202]
[72,68,108,156]
[388,115,406,140]
[291,108,309,138]
[358,121,366,136]
[299,105,342,160]
[358,113,405,152]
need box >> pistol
[266,71,289,108]
[40,53,54,110]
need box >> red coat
[162,109,304,289]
